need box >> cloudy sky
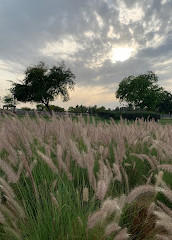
[0,0,172,109]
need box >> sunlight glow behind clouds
[111,47,135,62]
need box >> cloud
[0,0,172,108]
[39,35,84,60]
[117,1,145,25]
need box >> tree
[116,71,164,111]
[68,105,88,114]
[3,95,14,105]
[11,61,75,112]
[157,91,172,114]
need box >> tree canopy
[156,90,172,114]
[3,95,14,105]
[116,71,164,111]
[11,61,75,112]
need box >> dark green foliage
[97,110,120,120]
[3,95,14,105]
[68,105,88,114]
[157,90,172,114]
[21,107,31,111]
[36,104,65,112]
[120,111,160,121]
[11,61,75,112]
[97,110,160,121]
[116,71,164,111]
[49,105,65,112]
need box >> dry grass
[0,113,172,240]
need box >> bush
[97,110,160,121]
[97,110,120,120]
[21,107,31,111]
[120,111,160,121]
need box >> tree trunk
[45,102,52,115]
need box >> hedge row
[97,111,161,121]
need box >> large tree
[11,61,75,112]
[116,71,164,111]
[157,90,172,114]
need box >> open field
[159,118,172,125]
[0,114,172,240]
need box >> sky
[0,0,172,110]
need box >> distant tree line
[1,61,171,116]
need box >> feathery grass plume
[157,164,172,173]
[145,172,153,185]
[124,163,131,167]
[132,160,136,170]
[161,189,172,203]
[104,222,121,237]
[96,180,108,201]
[96,160,112,200]
[85,152,97,191]
[37,150,59,174]
[0,177,15,199]
[131,153,155,169]
[1,111,172,239]
[99,145,104,155]
[147,202,156,217]
[157,200,172,218]
[25,160,37,177]
[127,185,156,203]
[20,152,39,201]
[87,208,106,229]
[0,204,18,221]
[101,198,122,218]
[56,144,72,180]
[154,210,172,235]
[151,155,159,168]
[155,171,164,187]
[4,194,25,219]
[2,141,19,165]
[130,153,144,163]
[81,131,91,151]
[0,159,23,183]
[69,139,85,168]
[97,159,110,180]
[44,143,51,158]
[83,187,89,202]
[155,234,170,240]
[50,193,60,213]
[102,147,110,159]
[113,228,130,240]
[88,197,121,229]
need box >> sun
[111,47,135,63]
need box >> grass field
[0,113,172,239]
[159,118,172,125]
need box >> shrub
[97,110,160,121]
